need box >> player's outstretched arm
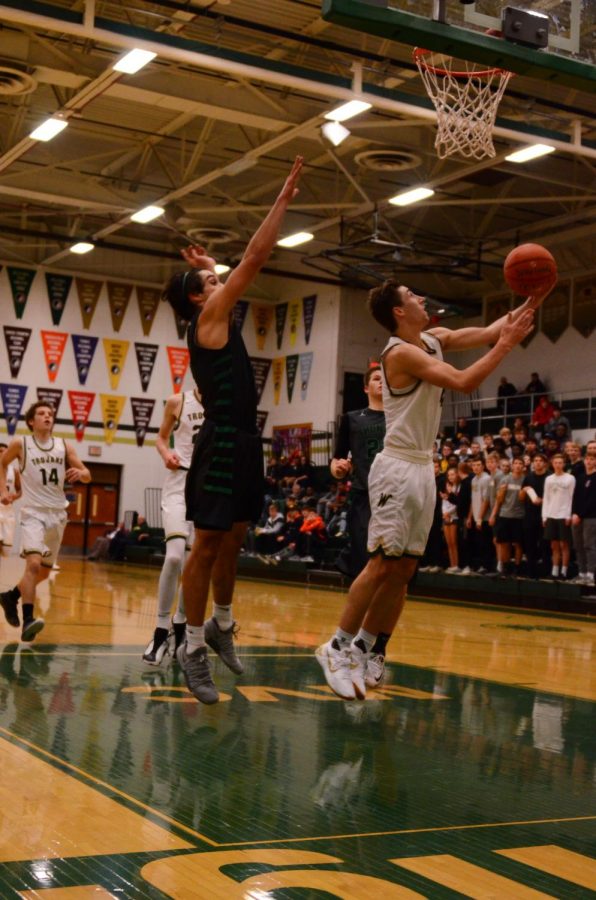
[156,394,183,469]
[65,443,91,483]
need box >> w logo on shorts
[377,493,393,508]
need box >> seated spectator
[545,405,572,440]
[253,502,285,555]
[526,372,547,395]
[531,396,555,435]
[317,482,341,520]
[326,494,348,539]
[87,522,126,561]
[294,454,316,489]
[298,504,327,562]
[129,514,150,543]
[266,507,305,563]
[264,456,284,498]
[108,522,129,561]
[455,417,473,443]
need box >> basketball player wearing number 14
[317,276,555,700]
[0,402,90,641]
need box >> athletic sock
[561,566,568,578]
[22,603,34,622]
[186,624,206,653]
[332,628,354,650]
[213,604,233,629]
[371,631,390,656]
[552,566,560,578]
[353,628,376,653]
[157,614,171,631]
[173,608,186,624]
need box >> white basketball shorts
[20,507,67,567]
[367,452,436,558]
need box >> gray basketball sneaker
[204,617,244,674]
[176,642,219,705]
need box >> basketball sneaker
[142,627,170,666]
[204,617,244,674]
[364,652,386,689]
[315,640,356,700]
[349,642,367,699]
[176,642,219,705]
[0,590,19,628]
[21,617,45,642]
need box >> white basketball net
[415,49,513,160]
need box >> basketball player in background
[0,442,21,554]
[0,402,90,641]
[317,277,554,700]
[142,388,204,666]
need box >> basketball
[503,243,557,295]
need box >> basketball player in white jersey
[142,389,204,665]
[0,402,90,641]
[317,278,553,700]
[0,442,21,553]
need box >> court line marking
[0,727,594,851]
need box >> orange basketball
[503,243,557,295]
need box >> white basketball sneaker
[364,652,386,689]
[316,640,356,700]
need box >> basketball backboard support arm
[321,0,596,93]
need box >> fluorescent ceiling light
[389,187,434,207]
[29,117,68,142]
[324,99,372,122]
[277,232,314,248]
[214,264,231,275]
[130,205,165,223]
[505,143,555,163]
[437,308,446,314]
[113,49,157,74]
[70,241,94,255]
[321,121,350,147]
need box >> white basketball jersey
[381,331,444,458]
[172,390,204,468]
[20,435,68,510]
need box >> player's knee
[26,556,43,577]
[165,539,185,568]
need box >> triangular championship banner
[41,330,68,383]
[173,309,188,340]
[288,298,301,348]
[540,281,570,344]
[7,266,35,319]
[68,390,95,442]
[45,273,72,326]
[166,346,190,394]
[36,387,63,416]
[299,351,314,401]
[136,286,161,337]
[134,342,158,392]
[71,334,98,385]
[572,273,596,338]
[233,299,249,332]
[285,353,299,403]
[302,294,317,345]
[0,383,27,436]
[3,326,31,378]
[249,357,271,405]
[103,338,129,390]
[275,302,288,350]
[256,410,268,436]
[100,393,126,445]
[76,278,102,330]
[107,282,133,333]
[272,357,284,406]
[251,304,274,352]
[130,397,155,447]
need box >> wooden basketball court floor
[0,554,594,898]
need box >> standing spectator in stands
[564,442,585,477]
[470,440,482,459]
[531,396,556,437]
[455,461,473,574]
[497,376,517,418]
[543,436,561,460]
[441,468,461,573]
[481,433,495,459]
[264,456,284,500]
[542,453,575,580]
[571,452,596,586]
[525,372,546,395]
[545,405,572,440]
[466,457,494,573]
[420,460,444,573]
[294,454,317,490]
[455,417,473,443]
[519,454,549,579]
[490,457,526,577]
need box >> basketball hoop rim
[413,47,513,79]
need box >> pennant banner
[302,294,317,345]
[136,287,161,337]
[572,273,596,338]
[272,357,284,406]
[174,310,188,340]
[130,397,155,447]
[100,394,126,445]
[0,383,27,436]
[256,410,268,436]
[107,282,133,332]
[275,303,288,350]
[249,357,271,405]
[285,354,299,403]
[103,338,129,390]
[233,300,249,333]
[76,278,102,330]
[299,351,314,401]
[540,281,570,344]
[134,342,158,392]
[166,346,190,394]
[252,304,274,352]
[3,326,31,378]
[288,298,301,347]
[71,334,98,385]
[41,330,68,383]
[45,273,72,326]
[7,266,35,319]
[36,387,63,416]
[68,390,95,442]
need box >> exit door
[62,463,121,553]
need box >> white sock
[334,628,354,648]
[552,565,560,577]
[186,624,205,652]
[497,561,503,573]
[157,538,185,621]
[173,583,186,623]
[353,628,376,653]
[156,614,170,631]
[213,604,233,629]
[561,566,568,577]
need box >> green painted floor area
[0,643,594,898]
